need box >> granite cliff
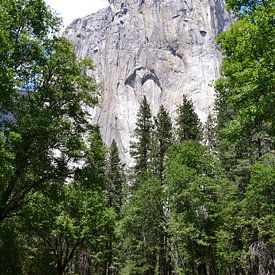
[65,0,231,164]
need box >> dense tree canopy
[0,0,274,274]
[0,0,97,221]
[0,1,113,273]
[165,142,230,274]
[215,0,274,142]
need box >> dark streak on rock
[125,71,137,88]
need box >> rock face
[65,0,231,164]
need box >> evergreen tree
[213,1,275,273]
[106,140,124,214]
[153,105,173,181]
[214,87,252,191]
[203,113,217,152]
[130,96,153,177]
[152,105,174,274]
[175,95,202,142]
[105,140,125,274]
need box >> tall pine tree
[175,95,202,142]
[153,105,173,180]
[106,139,124,215]
[130,96,153,177]
[153,105,173,274]
[105,140,125,274]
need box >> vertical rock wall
[66,0,231,164]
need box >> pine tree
[130,96,153,177]
[105,140,125,274]
[106,139,124,215]
[154,105,173,180]
[153,105,173,274]
[203,113,217,152]
[175,95,202,142]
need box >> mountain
[65,0,231,164]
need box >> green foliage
[130,96,153,177]
[153,105,173,180]
[215,153,275,273]
[225,0,271,15]
[165,141,216,174]
[165,142,231,274]
[242,153,275,245]
[0,1,115,274]
[214,0,274,193]
[104,140,125,273]
[0,124,114,274]
[0,218,24,274]
[215,1,274,142]
[118,175,163,274]
[0,0,97,221]
[106,140,124,214]
[1,0,274,273]
[20,184,115,274]
[203,114,217,152]
[75,126,106,191]
[212,1,275,273]
[0,0,60,112]
[175,95,202,142]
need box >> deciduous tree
[0,0,97,221]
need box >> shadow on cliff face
[215,0,225,34]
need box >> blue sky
[45,0,109,27]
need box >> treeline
[113,90,273,274]
[0,0,274,274]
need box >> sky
[45,0,109,27]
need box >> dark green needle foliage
[104,140,125,273]
[130,96,153,178]
[203,113,217,152]
[175,95,202,142]
[153,105,173,180]
[106,140,124,214]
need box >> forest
[0,0,274,274]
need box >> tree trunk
[159,233,173,275]
[198,263,207,275]
[104,233,113,275]
[56,260,66,275]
